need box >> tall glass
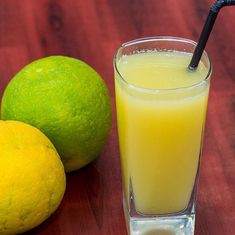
[114,37,211,235]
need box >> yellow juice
[115,51,210,215]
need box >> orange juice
[115,51,209,214]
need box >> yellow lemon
[0,120,66,234]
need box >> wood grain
[0,0,235,234]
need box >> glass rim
[114,36,212,94]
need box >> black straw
[188,0,235,70]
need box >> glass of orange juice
[114,37,211,235]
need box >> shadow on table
[23,163,103,234]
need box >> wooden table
[0,0,235,234]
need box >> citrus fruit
[1,56,112,172]
[0,120,66,234]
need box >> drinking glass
[114,37,211,235]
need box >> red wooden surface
[0,0,235,234]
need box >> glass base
[123,197,195,235]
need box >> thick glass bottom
[123,196,195,235]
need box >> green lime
[1,56,112,172]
